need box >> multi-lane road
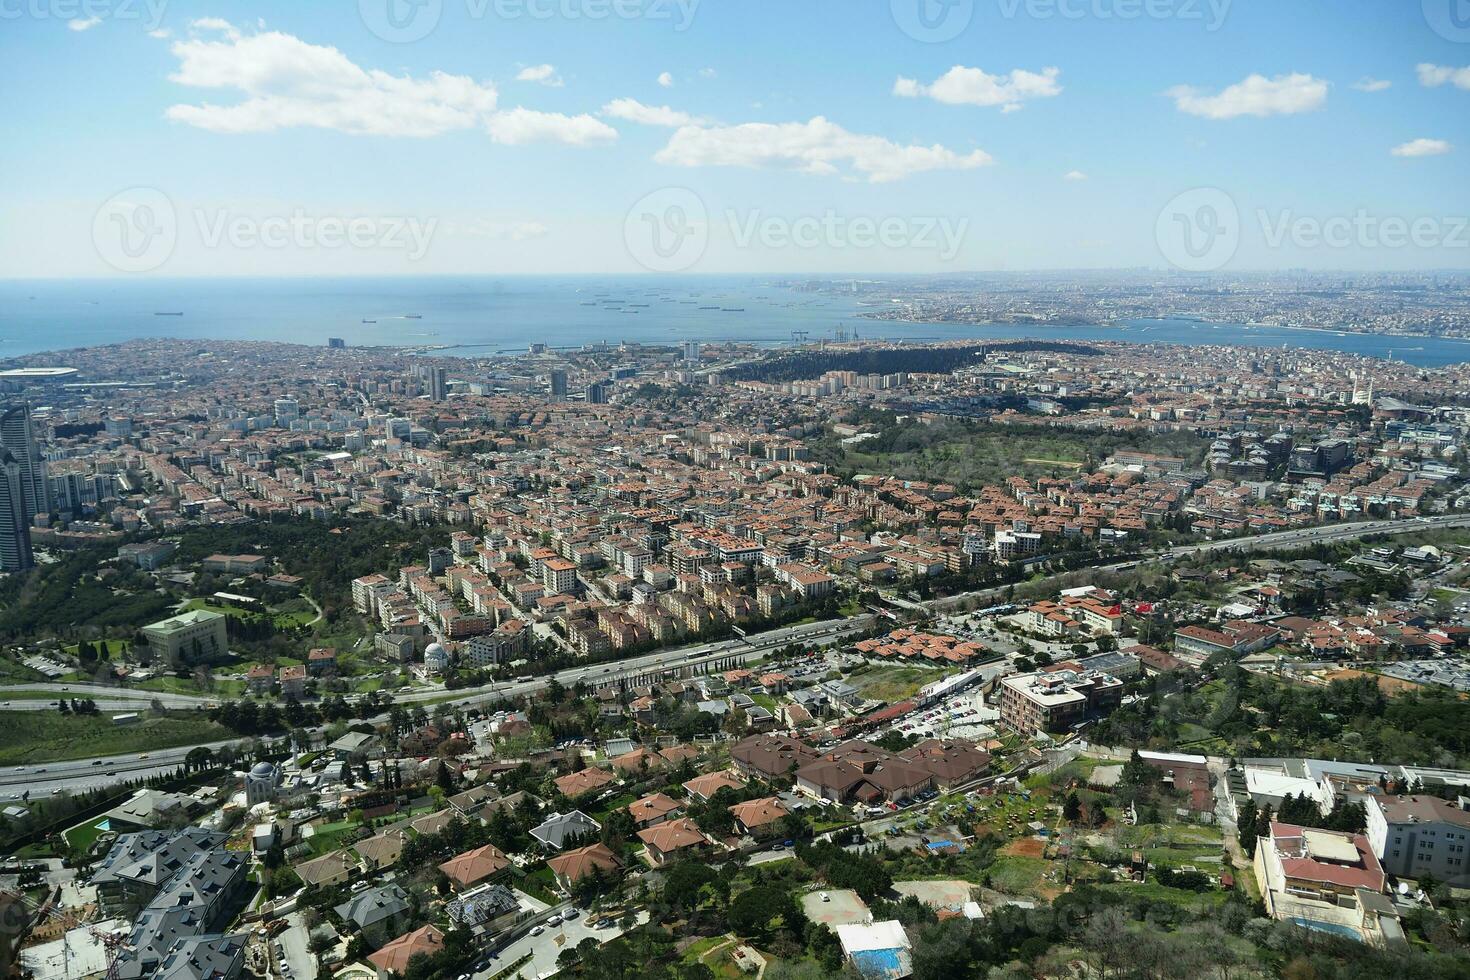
[0,615,873,800]
[924,513,1470,613]
[4,512,1466,800]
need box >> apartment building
[1367,794,1470,887]
[999,667,1124,735]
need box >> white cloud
[68,16,102,31]
[602,98,697,127]
[189,17,241,40]
[148,28,172,39]
[654,116,992,183]
[1063,170,1088,181]
[1418,63,1470,90]
[893,65,1062,112]
[657,72,674,88]
[166,24,500,136]
[698,68,717,79]
[486,107,617,146]
[164,21,610,148]
[1351,77,1391,92]
[516,64,563,87]
[1391,138,1451,158]
[1166,73,1328,119]
[458,219,550,240]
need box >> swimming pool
[1289,917,1362,941]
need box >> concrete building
[999,667,1124,736]
[1367,794,1470,887]
[245,761,280,806]
[91,827,250,980]
[141,609,228,666]
[0,403,50,520]
[0,450,34,572]
[1253,821,1400,945]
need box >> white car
[530,926,544,936]
[820,893,830,902]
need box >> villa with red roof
[1253,821,1398,944]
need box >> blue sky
[2,0,1468,277]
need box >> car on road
[547,914,561,926]
[564,909,580,920]
[530,925,544,936]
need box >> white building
[245,761,280,806]
[1366,794,1470,886]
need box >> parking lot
[800,888,871,928]
[472,907,648,980]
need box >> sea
[3,275,1470,368]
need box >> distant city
[792,270,1470,339]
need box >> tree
[1237,797,1259,858]
[1063,791,1082,823]
[662,861,718,912]
[728,886,796,940]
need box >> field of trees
[806,414,1208,491]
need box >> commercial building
[0,404,49,520]
[141,609,229,666]
[999,667,1124,735]
[0,450,34,572]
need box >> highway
[924,513,1470,613]
[0,615,872,800]
[4,512,1464,800]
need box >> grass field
[985,854,1057,898]
[305,819,360,856]
[851,665,934,703]
[0,658,46,684]
[517,863,559,905]
[64,815,113,852]
[0,710,232,765]
[63,639,131,658]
